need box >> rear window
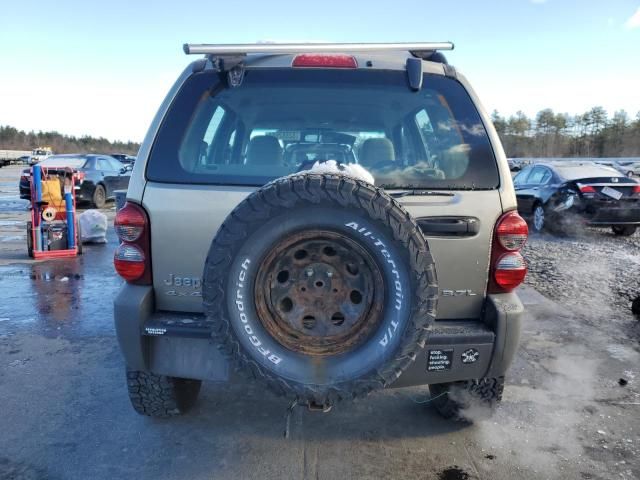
[39,156,86,168]
[555,164,626,181]
[147,69,499,190]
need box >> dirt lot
[0,164,639,480]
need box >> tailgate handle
[416,216,480,237]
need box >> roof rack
[183,42,454,55]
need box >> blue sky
[1,0,639,142]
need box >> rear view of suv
[114,42,527,420]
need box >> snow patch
[302,160,375,185]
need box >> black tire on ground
[612,225,637,237]
[627,171,634,178]
[27,221,33,258]
[92,184,106,209]
[126,370,202,417]
[203,173,438,407]
[531,203,546,233]
[429,377,504,422]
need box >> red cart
[27,165,82,259]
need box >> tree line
[0,125,140,155]
[491,107,640,158]
[3,107,640,159]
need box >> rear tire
[126,370,202,417]
[92,184,106,209]
[203,173,437,407]
[531,204,546,233]
[627,171,634,178]
[612,225,636,237]
[429,377,504,422]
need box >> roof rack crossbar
[183,42,454,55]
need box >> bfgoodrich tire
[429,377,504,422]
[126,370,201,417]
[203,173,437,407]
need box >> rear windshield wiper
[387,190,455,198]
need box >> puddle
[606,344,640,362]
[0,249,120,337]
[0,220,24,227]
[0,199,30,212]
[438,467,470,480]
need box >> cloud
[626,7,640,29]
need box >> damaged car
[514,161,640,236]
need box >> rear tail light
[495,211,528,251]
[579,185,596,195]
[292,54,358,68]
[632,185,640,196]
[493,253,527,291]
[115,204,146,242]
[489,211,528,293]
[114,244,146,281]
[114,202,151,284]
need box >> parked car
[110,153,136,165]
[619,161,640,177]
[514,161,640,236]
[28,147,53,165]
[20,154,131,208]
[507,159,519,172]
[113,42,527,421]
[595,160,634,177]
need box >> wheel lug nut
[327,272,333,277]
[306,269,314,277]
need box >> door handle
[416,216,480,236]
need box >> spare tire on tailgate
[203,173,437,407]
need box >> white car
[29,147,53,165]
[620,161,640,177]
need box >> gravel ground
[523,227,640,338]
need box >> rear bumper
[19,182,94,202]
[113,285,522,386]
[113,285,229,381]
[579,202,640,226]
[392,292,523,387]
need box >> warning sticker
[427,349,453,372]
